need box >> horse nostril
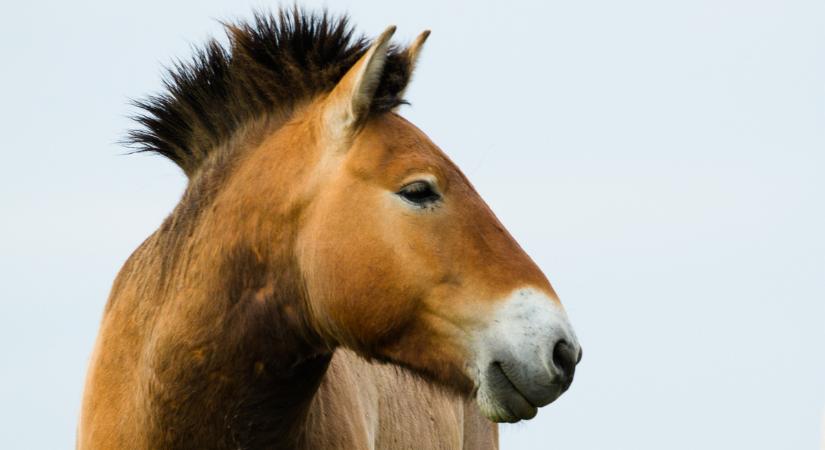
[552,340,578,384]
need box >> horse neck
[139,161,333,448]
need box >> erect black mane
[127,8,412,177]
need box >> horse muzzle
[471,288,581,423]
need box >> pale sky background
[1,0,823,449]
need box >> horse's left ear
[322,25,396,140]
[394,29,431,108]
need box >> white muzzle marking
[471,287,580,422]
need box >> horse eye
[397,181,441,206]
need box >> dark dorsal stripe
[127,8,412,177]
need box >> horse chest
[303,350,497,450]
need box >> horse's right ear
[322,25,396,143]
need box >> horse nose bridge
[462,212,550,290]
[473,255,556,300]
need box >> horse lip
[486,361,539,421]
[492,361,539,408]
[491,359,566,409]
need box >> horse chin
[476,382,537,423]
[476,394,538,424]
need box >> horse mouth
[475,360,569,423]
[492,361,539,420]
[476,362,533,423]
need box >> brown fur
[80,9,554,449]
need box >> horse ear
[407,30,431,71]
[323,25,396,140]
[394,29,431,109]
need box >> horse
[78,9,581,449]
